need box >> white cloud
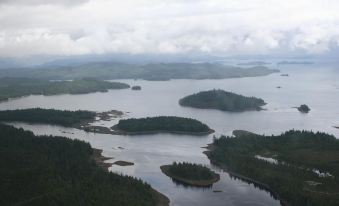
[0,0,339,58]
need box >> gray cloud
[0,0,89,6]
[0,0,339,58]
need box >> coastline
[203,144,290,206]
[111,125,214,136]
[93,148,170,206]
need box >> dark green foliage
[0,124,158,206]
[0,63,279,81]
[0,77,130,101]
[116,116,211,133]
[179,89,266,112]
[0,108,95,127]
[298,104,310,113]
[209,130,339,206]
[168,162,216,181]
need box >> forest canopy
[0,108,96,127]
[0,124,167,206]
[0,77,130,101]
[207,130,339,206]
[114,116,213,135]
[179,89,266,112]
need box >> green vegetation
[160,162,220,187]
[0,108,96,127]
[0,124,169,206]
[207,130,339,206]
[113,116,213,135]
[298,104,311,113]
[0,63,279,81]
[179,89,266,112]
[0,77,130,101]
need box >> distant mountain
[0,62,279,81]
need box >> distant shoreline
[111,125,215,136]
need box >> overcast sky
[1,0,339,59]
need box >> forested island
[132,85,142,90]
[112,116,213,135]
[0,63,279,81]
[160,162,220,187]
[205,130,339,206]
[0,108,96,127]
[0,77,130,101]
[297,104,311,113]
[0,124,169,206]
[179,89,266,112]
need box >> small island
[179,89,266,112]
[131,85,142,90]
[112,116,213,135]
[160,162,220,187]
[114,160,134,166]
[297,104,310,113]
[280,74,289,77]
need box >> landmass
[0,108,123,134]
[297,104,311,113]
[112,116,214,135]
[160,162,220,187]
[132,85,142,90]
[179,89,266,112]
[114,160,135,166]
[0,124,169,206]
[0,62,279,81]
[237,61,271,66]
[205,130,339,206]
[278,61,314,65]
[0,77,130,101]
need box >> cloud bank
[0,0,339,58]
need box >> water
[1,62,339,206]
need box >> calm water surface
[2,63,339,206]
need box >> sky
[0,0,339,59]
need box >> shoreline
[160,165,220,187]
[92,148,170,206]
[203,144,290,206]
[111,125,214,136]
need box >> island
[0,77,130,101]
[114,160,135,166]
[0,123,169,206]
[280,74,289,77]
[297,104,310,113]
[160,162,220,187]
[132,85,142,90]
[0,108,122,134]
[179,89,266,112]
[0,62,279,81]
[205,130,339,206]
[112,116,214,135]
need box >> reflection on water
[2,63,339,206]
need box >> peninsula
[205,130,339,206]
[0,77,130,101]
